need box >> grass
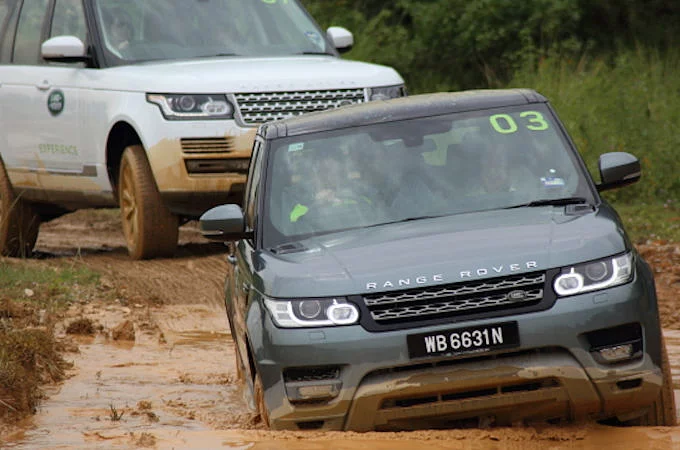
[610,200,680,244]
[509,47,680,206]
[0,258,101,421]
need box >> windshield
[93,0,332,64]
[263,104,596,249]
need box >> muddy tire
[0,158,40,257]
[631,335,677,426]
[254,373,270,427]
[118,145,179,260]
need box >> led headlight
[147,94,234,120]
[369,84,407,101]
[553,252,634,297]
[264,296,360,328]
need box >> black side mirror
[199,204,252,241]
[597,152,641,192]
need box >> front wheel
[118,145,178,260]
[0,157,40,257]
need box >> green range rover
[200,89,676,431]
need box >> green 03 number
[489,111,549,134]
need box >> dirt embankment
[2,210,680,449]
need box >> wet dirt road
[4,210,680,449]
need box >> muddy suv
[0,0,404,259]
[200,90,675,431]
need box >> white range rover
[0,0,405,259]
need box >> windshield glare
[93,0,330,64]
[264,105,594,248]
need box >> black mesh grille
[363,273,546,326]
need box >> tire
[631,335,677,426]
[254,373,270,427]
[0,158,40,257]
[118,145,178,260]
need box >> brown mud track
[3,210,680,449]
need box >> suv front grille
[363,273,546,325]
[234,88,366,124]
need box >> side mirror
[597,152,641,192]
[326,26,353,53]
[41,35,90,63]
[199,204,252,241]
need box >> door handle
[36,80,51,91]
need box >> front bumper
[250,275,662,431]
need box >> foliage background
[302,0,680,206]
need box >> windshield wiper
[296,51,333,56]
[198,53,241,58]
[505,197,590,209]
[363,215,447,229]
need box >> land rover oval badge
[47,90,65,116]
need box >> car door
[0,0,49,193]
[1,0,87,192]
[233,139,264,364]
[35,0,90,193]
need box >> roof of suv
[260,89,547,139]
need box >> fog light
[598,344,634,363]
[297,383,340,400]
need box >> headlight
[264,297,360,328]
[553,252,634,297]
[369,84,407,101]
[147,94,234,120]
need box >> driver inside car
[287,150,374,224]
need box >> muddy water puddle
[5,327,680,449]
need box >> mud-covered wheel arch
[628,334,677,426]
[0,156,41,257]
[106,122,142,197]
[118,145,179,259]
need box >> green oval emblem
[47,90,65,116]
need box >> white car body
[0,0,405,258]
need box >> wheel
[253,373,270,427]
[0,157,40,257]
[118,145,178,260]
[628,334,677,426]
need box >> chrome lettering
[398,279,411,287]
[526,261,538,269]
[460,271,472,278]
[509,264,520,271]
[433,274,444,282]
[366,282,377,290]
[416,276,427,284]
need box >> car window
[92,0,331,65]
[263,104,594,248]
[13,0,49,64]
[245,141,264,232]
[0,0,19,63]
[51,0,87,42]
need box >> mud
[3,210,680,449]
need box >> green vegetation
[0,259,101,421]
[303,0,680,239]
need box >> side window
[0,0,20,63]
[13,0,49,64]
[50,0,86,42]
[245,140,264,232]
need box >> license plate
[407,321,520,359]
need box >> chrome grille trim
[363,273,546,323]
[234,88,366,124]
[181,137,234,153]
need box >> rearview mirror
[327,27,353,53]
[597,152,641,192]
[199,204,252,241]
[41,35,90,63]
